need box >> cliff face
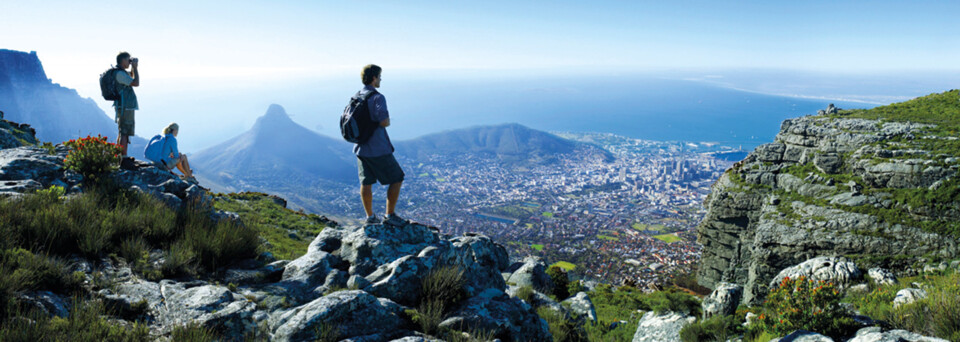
[0,49,135,150]
[697,91,960,304]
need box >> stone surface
[696,114,959,305]
[505,256,554,293]
[98,279,163,318]
[157,284,256,337]
[893,288,927,308]
[777,330,834,342]
[770,257,862,289]
[562,291,598,323]
[702,282,742,319]
[440,288,551,342]
[631,311,696,342]
[848,326,950,342]
[867,267,897,286]
[18,291,69,318]
[271,290,405,342]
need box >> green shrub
[171,322,220,342]
[755,276,855,338]
[63,135,122,183]
[515,285,535,304]
[568,279,586,296]
[885,271,960,341]
[0,300,150,342]
[414,265,467,336]
[547,266,571,300]
[679,314,743,342]
[537,306,586,342]
[420,265,466,309]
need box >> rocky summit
[697,90,960,304]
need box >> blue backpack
[340,90,379,144]
[144,134,165,163]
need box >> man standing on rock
[353,64,407,226]
[114,51,139,157]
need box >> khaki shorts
[116,108,135,136]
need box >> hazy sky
[3,1,958,151]
[6,1,959,84]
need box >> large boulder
[270,290,406,342]
[867,267,897,286]
[632,311,696,342]
[702,282,742,319]
[770,257,861,289]
[562,291,598,323]
[439,288,551,342]
[98,279,163,318]
[848,326,949,342]
[319,223,440,276]
[0,146,65,185]
[157,283,256,338]
[505,256,554,293]
[892,288,927,308]
[18,291,69,318]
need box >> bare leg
[386,181,402,215]
[361,184,374,217]
[117,134,129,157]
[176,155,193,178]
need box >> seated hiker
[144,123,195,181]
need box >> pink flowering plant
[63,135,122,182]
[755,275,855,338]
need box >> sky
[3,0,959,150]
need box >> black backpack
[99,67,123,101]
[340,90,379,144]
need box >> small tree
[547,266,571,300]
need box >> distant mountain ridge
[396,123,613,165]
[0,49,145,157]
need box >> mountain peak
[264,104,288,119]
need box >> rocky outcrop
[848,326,949,342]
[562,291,598,323]
[632,311,696,342]
[697,99,960,304]
[892,288,927,308]
[769,257,862,289]
[701,282,742,319]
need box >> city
[309,132,739,287]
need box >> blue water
[144,75,877,152]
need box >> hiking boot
[364,215,381,225]
[382,213,409,227]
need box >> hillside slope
[697,90,960,304]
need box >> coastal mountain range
[191,105,613,213]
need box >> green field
[552,261,576,271]
[525,223,534,229]
[531,244,545,251]
[597,235,620,241]
[632,222,666,232]
[542,212,554,218]
[653,233,682,243]
[435,178,447,182]
[418,172,429,177]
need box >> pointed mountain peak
[263,104,289,119]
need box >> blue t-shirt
[353,85,394,157]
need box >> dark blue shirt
[353,85,394,157]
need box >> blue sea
[141,74,876,152]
